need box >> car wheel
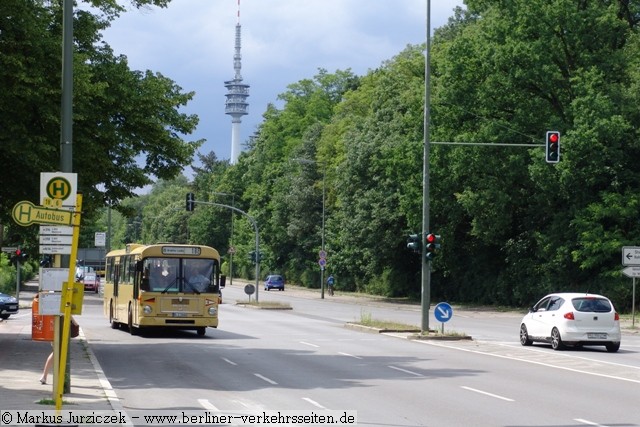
[605,342,620,353]
[1,314,10,320]
[279,287,284,291]
[550,327,564,350]
[519,324,532,346]
[266,287,271,291]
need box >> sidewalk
[0,282,115,418]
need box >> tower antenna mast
[224,0,250,164]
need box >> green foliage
[0,0,199,227]
[18,0,640,314]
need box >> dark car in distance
[0,292,19,319]
[264,275,285,291]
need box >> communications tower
[224,0,250,164]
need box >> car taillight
[564,312,575,320]
[615,312,620,321]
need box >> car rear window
[571,297,612,313]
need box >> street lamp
[212,192,235,287]
[293,158,326,299]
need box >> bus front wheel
[128,305,138,336]
[197,327,206,336]
[110,303,119,329]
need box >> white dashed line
[461,386,514,402]
[388,365,423,377]
[254,373,278,385]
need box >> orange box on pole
[31,295,55,341]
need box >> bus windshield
[142,257,217,294]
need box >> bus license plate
[587,333,607,339]
[172,312,187,317]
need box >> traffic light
[545,131,560,163]
[425,233,441,260]
[247,251,262,265]
[407,234,422,253]
[186,192,195,211]
[11,249,27,265]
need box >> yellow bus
[103,243,226,336]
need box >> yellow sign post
[11,193,83,411]
[54,193,82,411]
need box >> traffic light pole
[190,200,261,302]
[15,249,21,304]
[421,0,432,334]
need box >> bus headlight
[208,307,217,316]
[143,305,153,314]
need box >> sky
[100,0,465,168]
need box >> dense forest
[2,0,640,311]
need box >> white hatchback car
[519,292,621,352]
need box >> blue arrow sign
[434,302,453,323]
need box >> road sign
[318,258,326,267]
[95,232,106,247]
[622,266,640,278]
[40,245,72,255]
[39,235,73,245]
[622,246,640,266]
[40,172,77,207]
[319,250,327,259]
[12,201,73,227]
[434,302,453,323]
[1,246,17,253]
[40,225,73,235]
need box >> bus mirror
[220,275,226,289]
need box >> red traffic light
[426,234,437,244]
[545,131,560,163]
[15,249,21,256]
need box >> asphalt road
[77,286,640,426]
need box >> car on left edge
[0,292,19,319]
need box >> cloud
[98,0,464,162]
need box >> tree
[0,0,201,228]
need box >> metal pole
[60,0,73,172]
[421,0,432,334]
[320,169,326,299]
[212,192,235,287]
[195,201,259,302]
[57,0,74,397]
[633,277,636,328]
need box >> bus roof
[106,244,220,259]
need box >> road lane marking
[574,419,609,427]
[302,397,326,409]
[496,342,640,371]
[300,341,320,348]
[222,357,237,366]
[338,352,362,359]
[424,341,640,384]
[461,386,514,402]
[254,373,278,385]
[388,365,423,377]
[198,399,220,411]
